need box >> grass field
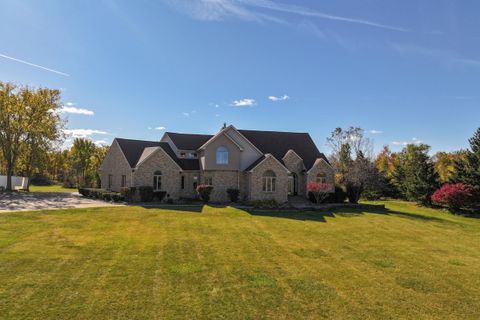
[0,201,479,319]
[28,185,77,193]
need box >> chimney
[222,122,227,129]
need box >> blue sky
[1,0,479,155]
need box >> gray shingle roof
[238,129,328,169]
[165,132,212,150]
[114,129,327,172]
[115,138,199,170]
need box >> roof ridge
[166,132,213,136]
[115,137,159,143]
[238,129,309,135]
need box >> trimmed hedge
[78,188,124,202]
[247,199,279,209]
[138,186,154,202]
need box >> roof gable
[238,129,328,169]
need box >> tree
[327,127,373,160]
[450,128,480,191]
[71,138,96,187]
[433,152,462,183]
[0,82,63,191]
[376,146,397,179]
[343,153,377,203]
[393,144,439,205]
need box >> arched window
[216,145,229,165]
[153,170,162,190]
[262,170,276,192]
[316,173,327,184]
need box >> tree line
[0,81,108,190]
[327,126,480,212]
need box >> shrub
[226,188,240,203]
[431,183,477,211]
[154,191,167,202]
[120,187,135,202]
[307,182,333,204]
[138,186,154,202]
[103,193,113,202]
[317,186,347,204]
[346,183,363,204]
[196,185,213,203]
[111,193,123,202]
[247,199,279,209]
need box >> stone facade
[248,155,289,203]
[306,159,335,193]
[99,141,132,192]
[282,150,306,196]
[179,171,200,199]
[133,148,183,199]
[200,170,242,202]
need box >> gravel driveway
[0,192,122,212]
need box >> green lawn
[28,184,77,193]
[1,201,479,319]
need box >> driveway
[0,192,122,212]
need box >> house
[99,125,334,202]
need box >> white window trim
[153,172,162,191]
[262,176,276,193]
[216,146,229,165]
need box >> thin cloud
[94,140,109,146]
[154,126,166,130]
[182,112,190,117]
[232,98,256,107]
[60,103,94,116]
[0,53,70,76]
[63,129,108,138]
[392,137,423,146]
[268,95,289,101]
[369,130,383,134]
[390,42,480,68]
[241,0,410,32]
[166,0,410,32]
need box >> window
[262,170,276,192]
[193,176,198,190]
[181,176,185,189]
[180,152,186,158]
[153,170,162,190]
[108,174,113,189]
[216,146,229,165]
[316,173,327,184]
[204,177,213,185]
[121,175,126,188]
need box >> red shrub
[307,182,334,204]
[431,183,477,210]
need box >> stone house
[99,125,334,202]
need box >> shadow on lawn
[246,206,460,224]
[131,203,462,225]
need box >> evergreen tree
[450,128,480,191]
[393,144,439,205]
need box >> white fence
[0,175,29,190]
